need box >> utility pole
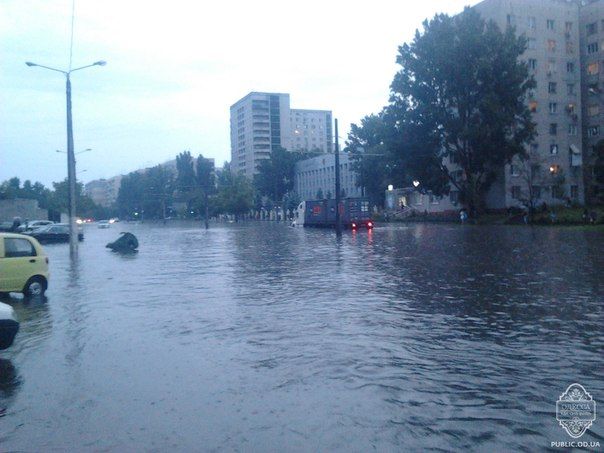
[26,60,105,259]
[334,118,342,236]
[66,74,78,257]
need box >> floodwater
[0,222,602,451]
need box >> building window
[587,22,598,36]
[547,39,556,51]
[510,164,520,176]
[529,101,538,113]
[528,16,536,30]
[507,14,516,26]
[549,123,558,135]
[528,59,537,70]
[549,102,558,114]
[547,19,555,30]
[589,104,600,116]
[566,42,575,54]
[567,83,575,95]
[552,185,564,199]
[511,186,521,199]
[588,125,600,137]
[548,82,557,93]
[571,185,578,198]
[550,144,559,154]
[528,38,537,50]
[566,61,575,73]
[568,124,577,135]
[588,42,599,54]
[565,22,573,33]
[547,60,556,73]
[587,62,599,75]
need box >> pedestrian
[460,209,468,224]
[10,217,21,232]
[582,209,589,224]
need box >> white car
[0,302,19,350]
[17,220,54,233]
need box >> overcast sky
[0,0,479,187]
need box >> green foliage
[116,165,175,219]
[0,177,102,218]
[390,8,535,212]
[253,147,309,204]
[349,8,535,214]
[215,162,254,216]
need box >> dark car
[28,224,84,243]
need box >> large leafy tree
[145,165,174,220]
[216,162,253,219]
[253,147,308,204]
[194,154,216,228]
[175,151,196,212]
[389,8,535,214]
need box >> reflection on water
[0,359,20,417]
[0,222,602,451]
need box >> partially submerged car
[0,232,49,297]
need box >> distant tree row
[0,177,110,219]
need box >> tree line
[0,177,111,220]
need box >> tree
[254,147,308,204]
[389,8,535,215]
[195,154,216,228]
[176,151,196,214]
[116,172,145,219]
[215,162,253,219]
[145,165,174,221]
[347,113,395,206]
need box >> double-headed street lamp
[26,60,106,258]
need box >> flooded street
[0,222,602,451]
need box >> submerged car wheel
[24,276,46,297]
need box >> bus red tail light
[351,223,357,229]
[367,222,373,228]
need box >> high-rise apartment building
[474,0,586,206]
[580,0,604,202]
[230,92,332,177]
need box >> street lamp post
[26,60,106,258]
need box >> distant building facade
[84,176,122,207]
[294,153,363,200]
[230,92,332,177]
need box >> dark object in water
[106,232,139,252]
